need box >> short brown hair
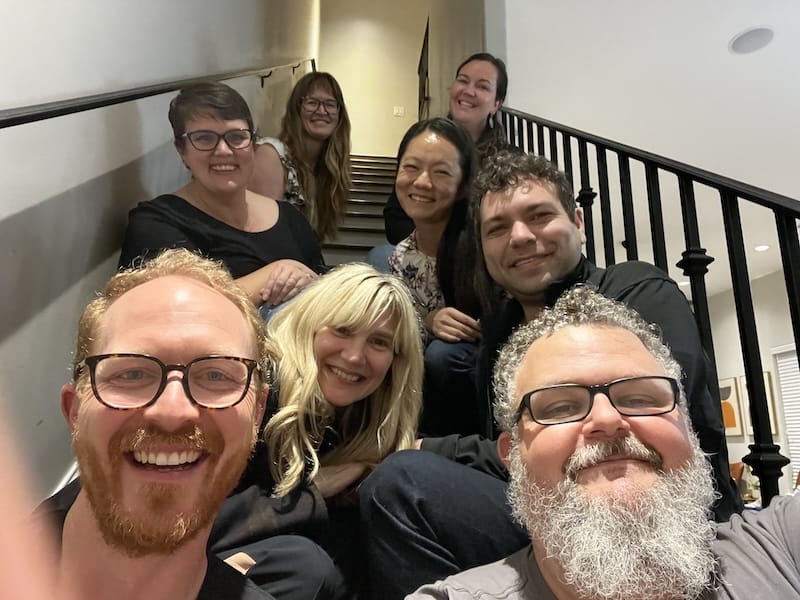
[168,82,255,145]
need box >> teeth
[211,165,235,171]
[331,366,360,382]
[133,450,201,466]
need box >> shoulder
[256,137,285,156]
[277,200,313,228]
[408,546,539,600]
[590,260,679,298]
[129,194,193,218]
[712,495,800,596]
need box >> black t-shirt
[118,194,325,276]
[33,481,274,600]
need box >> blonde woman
[208,263,423,597]
[250,72,352,242]
[264,262,423,499]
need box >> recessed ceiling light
[678,280,691,287]
[754,245,770,252]
[729,27,774,54]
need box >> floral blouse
[389,231,444,320]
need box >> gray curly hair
[493,286,685,432]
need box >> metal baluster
[645,162,668,272]
[596,146,615,266]
[721,190,789,506]
[775,210,800,374]
[675,175,716,363]
[549,128,558,166]
[618,153,638,260]
[577,139,597,263]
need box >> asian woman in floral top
[389,117,482,436]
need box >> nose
[582,393,630,439]
[142,374,201,432]
[509,220,535,246]
[412,169,433,189]
[341,337,367,365]
[213,137,234,155]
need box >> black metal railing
[501,106,800,505]
[0,58,316,130]
[417,19,430,120]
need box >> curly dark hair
[469,151,578,312]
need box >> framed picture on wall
[718,377,743,436]
[739,372,779,436]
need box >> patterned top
[256,137,306,207]
[389,231,444,319]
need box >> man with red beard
[409,287,800,600]
[33,249,274,600]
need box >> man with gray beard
[408,287,800,600]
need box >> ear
[574,207,586,244]
[497,431,513,470]
[61,383,80,433]
[254,386,269,426]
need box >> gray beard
[506,434,719,600]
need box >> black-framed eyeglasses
[515,376,679,426]
[78,353,260,410]
[180,129,255,151]
[301,96,339,114]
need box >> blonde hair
[264,263,423,496]
[72,249,269,396]
[280,72,352,241]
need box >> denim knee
[424,339,478,381]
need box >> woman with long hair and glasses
[389,117,483,436]
[250,72,352,242]
[381,52,509,245]
[119,82,324,311]
[217,263,422,597]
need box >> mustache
[564,436,663,480]
[116,424,223,456]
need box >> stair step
[351,154,396,164]
[323,246,373,266]
[351,175,395,186]
[331,228,388,247]
[348,197,385,207]
[351,164,396,174]
[345,203,383,216]
[342,213,383,228]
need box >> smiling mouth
[330,366,364,383]
[511,254,547,268]
[408,194,434,203]
[210,165,237,172]
[130,449,204,469]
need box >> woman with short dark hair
[119,82,324,310]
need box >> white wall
[426,0,485,119]
[0,0,317,498]
[499,0,800,199]
[708,270,795,494]
[319,0,432,156]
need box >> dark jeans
[359,450,528,600]
[420,339,480,436]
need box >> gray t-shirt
[407,494,800,599]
